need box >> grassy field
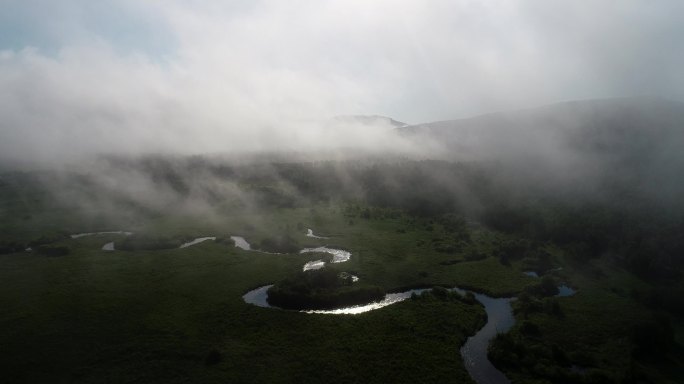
[489,255,684,383]
[0,204,501,384]
[1,177,682,383]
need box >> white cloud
[0,0,683,164]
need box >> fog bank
[2,1,684,165]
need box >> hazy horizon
[2,1,684,164]
[1,3,684,383]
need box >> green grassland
[0,209,491,384]
[0,175,682,383]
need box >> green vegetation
[259,234,300,253]
[1,158,683,383]
[267,269,385,310]
[35,244,71,257]
[117,234,184,251]
[490,259,681,383]
[0,237,486,383]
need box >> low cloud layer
[1,1,683,164]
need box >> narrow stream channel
[230,236,251,250]
[454,288,514,384]
[84,227,565,384]
[306,228,328,239]
[71,231,133,239]
[239,229,520,384]
[243,284,515,384]
[72,227,574,383]
[179,237,216,248]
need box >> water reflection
[242,285,428,315]
[180,237,216,248]
[306,229,328,239]
[556,285,576,297]
[242,285,517,384]
[242,285,275,308]
[300,247,351,263]
[231,236,251,250]
[71,231,132,239]
[303,260,326,271]
[306,289,428,314]
[455,288,514,384]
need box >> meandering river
[306,228,328,239]
[230,236,251,251]
[454,288,514,384]
[79,228,571,384]
[239,229,578,384]
[180,237,216,248]
[243,284,516,384]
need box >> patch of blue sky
[0,1,177,60]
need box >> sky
[1,0,683,163]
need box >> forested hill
[3,98,684,282]
[334,115,408,128]
[399,97,684,207]
[400,97,684,151]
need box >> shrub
[0,241,25,255]
[524,276,559,297]
[117,235,182,251]
[520,320,540,336]
[259,235,299,253]
[205,349,222,366]
[36,245,70,257]
[631,313,674,356]
[267,269,385,310]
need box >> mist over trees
[2,2,684,383]
[2,97,682,286]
